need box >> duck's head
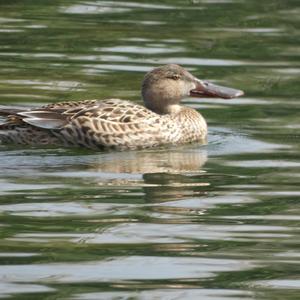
[142,64,244,114]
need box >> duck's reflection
[88,145,209,203]
[90,146,207,174]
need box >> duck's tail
[0,106,29,116]
[0,107,26,131]
[0,106,65,145]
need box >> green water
[0,0,299,299]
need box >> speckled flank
[0,64,217,150]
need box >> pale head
[141,64,244,114]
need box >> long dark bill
[190,79,244,99]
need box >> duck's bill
[190,80,244,99]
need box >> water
[0,0,299,299]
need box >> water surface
[0,1,299,299]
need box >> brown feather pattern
[0,98,207,150]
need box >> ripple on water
[61,1,205,15]
[97,45,184,54]
[71,289,253,300]
[7,223,293,245]
[253,279,300,289]
[0,180,64,195]
[0,79,85,91]
[0,202,134,217]
[83,64,153,74]
[0,252,39,257]
[208,127,285,156]
[0,256,254,283]
[225,160,300,168]
[61,4,130,14]
[0,283,55,298]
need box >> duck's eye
[169,74,181,80]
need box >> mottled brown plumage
[0,64,243,150]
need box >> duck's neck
[142,87,182,115]
[144,100,184,115]
[164,104,183,115]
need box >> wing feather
[42,99,98,111]
[1,99,169,149]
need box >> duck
[0,64,243,150]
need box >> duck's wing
[60,99,163,149]
[41,99,98,112]
[0,99,168,149]
[0,100,99,128]
[15,99,163,149]
[12,99,159,131]
[69,98,156,123]
[13,100,99,129]
[0,100,97,115]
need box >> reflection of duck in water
[90,146,208,174]
[0,64,243,150]
[89,147,209,203]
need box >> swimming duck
[0,64,243,150]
